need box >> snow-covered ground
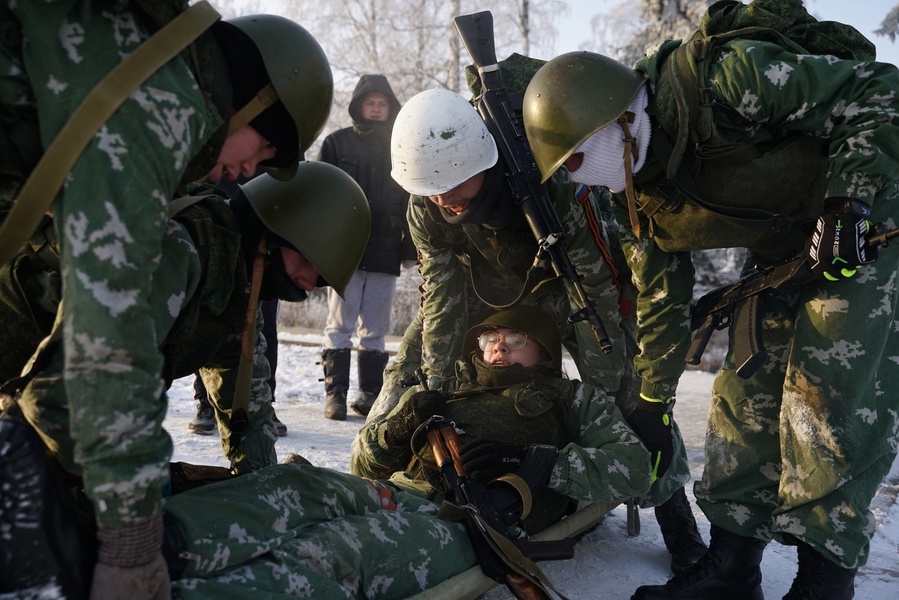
[165,330,899,600]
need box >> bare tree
[876,4,899,42]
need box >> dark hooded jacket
[317,74,415,276]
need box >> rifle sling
[0,1,222,263]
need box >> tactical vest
[159,198,249,385]
[633,0,875,259]
[407,376,581,534]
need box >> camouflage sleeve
[12,2,221,528]
[547,174,629,392]
[548,381,651,502]
[349,386,418,479]
[406,195,469,388]
[709,39,899,203]
[613,203,694,400]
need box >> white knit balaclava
[567,83,651,192]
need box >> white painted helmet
[390,88,498,196]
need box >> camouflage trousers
[696,183,899,569]
[166,464,476,599]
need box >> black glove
[460,438,528,481]
[627,395,675,482]
[805,198,877,281]
[382,390,447,447]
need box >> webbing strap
[0,1,221,263]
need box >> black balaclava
[211,21,297,167]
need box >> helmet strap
[619,114,642,239]
[227,83,279,136]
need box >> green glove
[90,513,170,600]
[805,198,877,281]
[627,394,675,482]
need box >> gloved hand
[460,438,528,481]
[805,198,877,281]
[627,394,675,482]
[382,390,447,447]
[90,513,170,600]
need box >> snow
[165,329,899,600]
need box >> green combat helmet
[523,51,646,183]
[463,305,562,372]
[241,162,370,297]
[228,15,333,180]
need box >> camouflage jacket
[624,32,899,400]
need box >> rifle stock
[454,11,613,353]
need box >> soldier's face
[279,247,319,291]
[480,327,544,368]
[360,92,390,122]
[427,171,486,214]
[202,125,278,182]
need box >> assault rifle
[426,416,572,600]
[687,224,899,378]
[453,11,613,353]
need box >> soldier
[3,306,651,598]
[0,162,370,598]
[521,1,899,598]
[0,2,332,597]
[358,83,706,575]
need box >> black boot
[321,348,351,421]
[0,414,95,598]
[655,486,708,575]
[783,540,857,599]
[352,349,389,417]
[631,525,766,600]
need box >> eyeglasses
[477,330,530,351]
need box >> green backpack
[659,0,875,179]
[639,0,876,257]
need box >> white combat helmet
[390,88,498,196]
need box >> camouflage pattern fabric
[360,177,689,504]
[0,2,227,529]
[11,197,277,480]
[618,32,899,568]
[166,464,476,599]
[353,359,657,514]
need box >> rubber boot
[352,349,389,417]
[631,524,766,600]
[654,486,708,575]
[0,413,95,598]
[321,348,350,421]
[782,540,857,600]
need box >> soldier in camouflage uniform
[0,2,333,597]
[156,306,649,598]
[0,163,370,598]
[522,1,899,598]
[361,80,706,575]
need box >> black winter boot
[782,540,857,599]
[631,525,766,600]
[654,486,708,575]
[0,414,95,598]
[352,349,389,417]
[321,348,351,421]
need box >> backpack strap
[0,1,221,263]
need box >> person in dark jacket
[317,74,416,421]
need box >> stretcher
[408,500,619,599]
